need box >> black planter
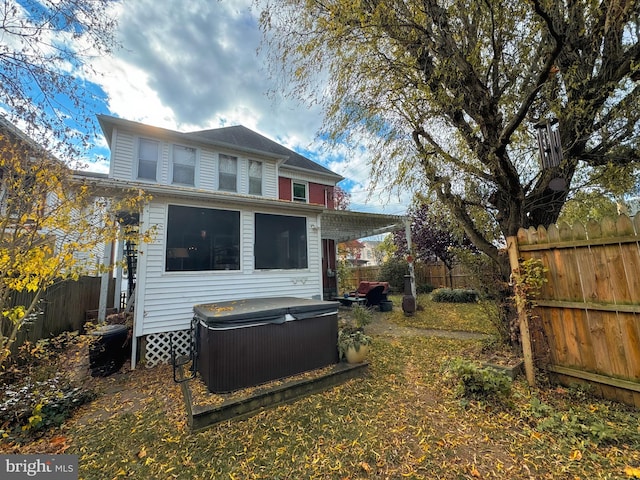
[89,324,130,377]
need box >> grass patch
[389,293,499,335]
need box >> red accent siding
[278,177,292,201]
[309,183,328,206]
[277,177,335,208]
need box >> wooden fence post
[507,236,536,387]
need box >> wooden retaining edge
[546,364,640,393]
[178,362,369,432]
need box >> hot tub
[194,297,339,393]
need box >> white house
[75,115,406,367]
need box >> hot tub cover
[194,297,339,328]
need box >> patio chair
[364,285,385,307]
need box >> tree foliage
[0,0,119,159]
[393,201,477,271]
[558,189,620,226]
[260,0,640,278]
[333,185,351,210]
[0,125,151,366]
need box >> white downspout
[97,238,113,322]
[113,237,123,310]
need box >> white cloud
[80,0,408,215]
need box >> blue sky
[68,0,411,216]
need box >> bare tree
[0,0,119,160]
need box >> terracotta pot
[345,344,369,364]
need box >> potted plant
[338,328,372,363]
[338,304,373,363]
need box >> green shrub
[431,288,478,303]
[351,304,373,328]
[377,257,409,292]
[417,283,435,294]
[527,394,640,446]
[447,358,512,401]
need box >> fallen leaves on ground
[2,300,639,480]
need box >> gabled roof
[186,125,340,179]
[97,115,342,182]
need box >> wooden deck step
[177,362,369,432]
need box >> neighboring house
[361,240,383,266]
[0,116,103,271]
[75,115,405,367]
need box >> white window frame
[218,154,238,192]
[136,137,160,181]
[248,159,263,196]
[171,144,197,186]
[292,181,308,203]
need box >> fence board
[344,261,483,293]
[3,276,114,354]
[519,213,640,407]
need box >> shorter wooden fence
[517,214,640,407]
[2,276,115,354]
[345,261,479,292]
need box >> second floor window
[138,138,159,181]
[219,154,237,192]
[293,182,307,202]
[249,160,262,195]
[172,145,196,185]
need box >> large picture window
[255,213,307,269]
[166,205,240,271]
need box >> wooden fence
[2,276,115,353]
[345,261,477,292]
[516,214,640,407]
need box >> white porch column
[404,219,416,298]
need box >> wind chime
[534,118,566,191]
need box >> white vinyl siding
[135,199,322,336]
[107,129,282,200]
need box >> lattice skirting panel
[144,330,192,367]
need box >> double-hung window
[292,182,307,202]
[138,138,159,181]
[172,145,196,186]
[248,160,262,195]
[219,154,237,192]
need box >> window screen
[166,205,240,271]
[255,213,307,269]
